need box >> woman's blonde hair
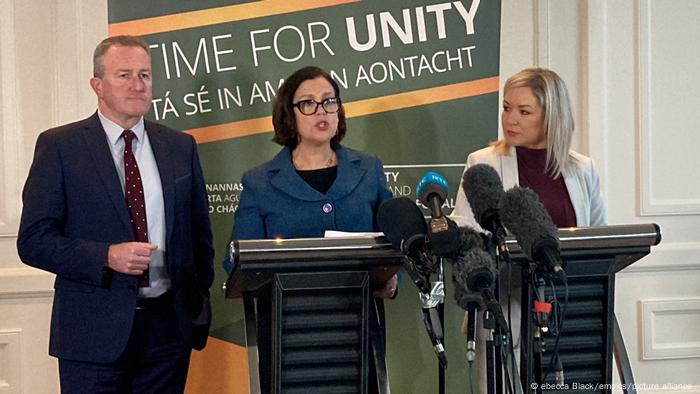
[493,67,574,178]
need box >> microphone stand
[493,259,504,394]
[493,226,511,265]
[484,310,498,394]
[498,242,525,394]
[418,269,447,381]
[437,260,446,394]
[531,276,548,393]
[490,229,509,394]
[482,288,509,394]
[489,227,524,394]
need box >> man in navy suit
[17,35,214,393]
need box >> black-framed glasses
[293,97,342,115]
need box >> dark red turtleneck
[516,146,577,228]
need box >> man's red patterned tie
[122,130,149,287]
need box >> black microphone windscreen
[464,249,497,290]
[454,225,487,257]
[500,186,560,260]
[377,197,427,249]
[428,217,462,258]
[462,164,504,230]
[454,286,485,311]
[451,248,496,311]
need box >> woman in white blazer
[451,67,607,392]
[453,68,606,229]
[452,146,606,228]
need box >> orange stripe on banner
[187,116,275,144]
[345,76,500,117]
[187,76,500,144]
[108,0,360,36]
[185,337,249,394]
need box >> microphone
[500,187,565,275]
[554,356,565,385]
[416,171,449,218]
[450,234,497,366]
[465,305,478,365]
[457,289,483,366]
[452,272,483,365]
[416,171,461,258]
[377,197,436,283]
[533,298,553,332]
[532,276,552,331]
[421,298,448,369]
[454,282,484,366]
[501,187,568,386]
[447,225,489,306]
[377,197,448,368]
[461,164,508,256]
[452,246,509,322]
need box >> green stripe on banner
[108,0,253,23]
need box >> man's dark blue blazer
[17,112,214,363]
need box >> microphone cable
[486,234,520,394]
[504,259,519,394]
[541,270,568,384]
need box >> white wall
[1,0,698,392]
[0,1,105,392]
[499,0,700,391]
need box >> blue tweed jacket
[224,145,392,272]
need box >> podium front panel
[272,271,370,394]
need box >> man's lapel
[146,123,175,246]
[81,113,133,236]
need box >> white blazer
[451,145,607,229]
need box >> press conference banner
[108,1,501,392]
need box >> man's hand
[107,242,157,275]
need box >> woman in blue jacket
[225,66,396,393]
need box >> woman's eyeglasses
[293,97,342,115]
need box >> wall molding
[641,298,700,360]
[54,0,90,125]
[0,329,21,393]
[0,0,22,237]
[584,0,609,201]
[0,267,54,299]
[533,0,550,67]
[620,241,700,273]
[638,0,700,216]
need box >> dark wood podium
[507,223,662,393]
[224,236,403,394]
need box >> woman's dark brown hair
[272,66,346,149]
